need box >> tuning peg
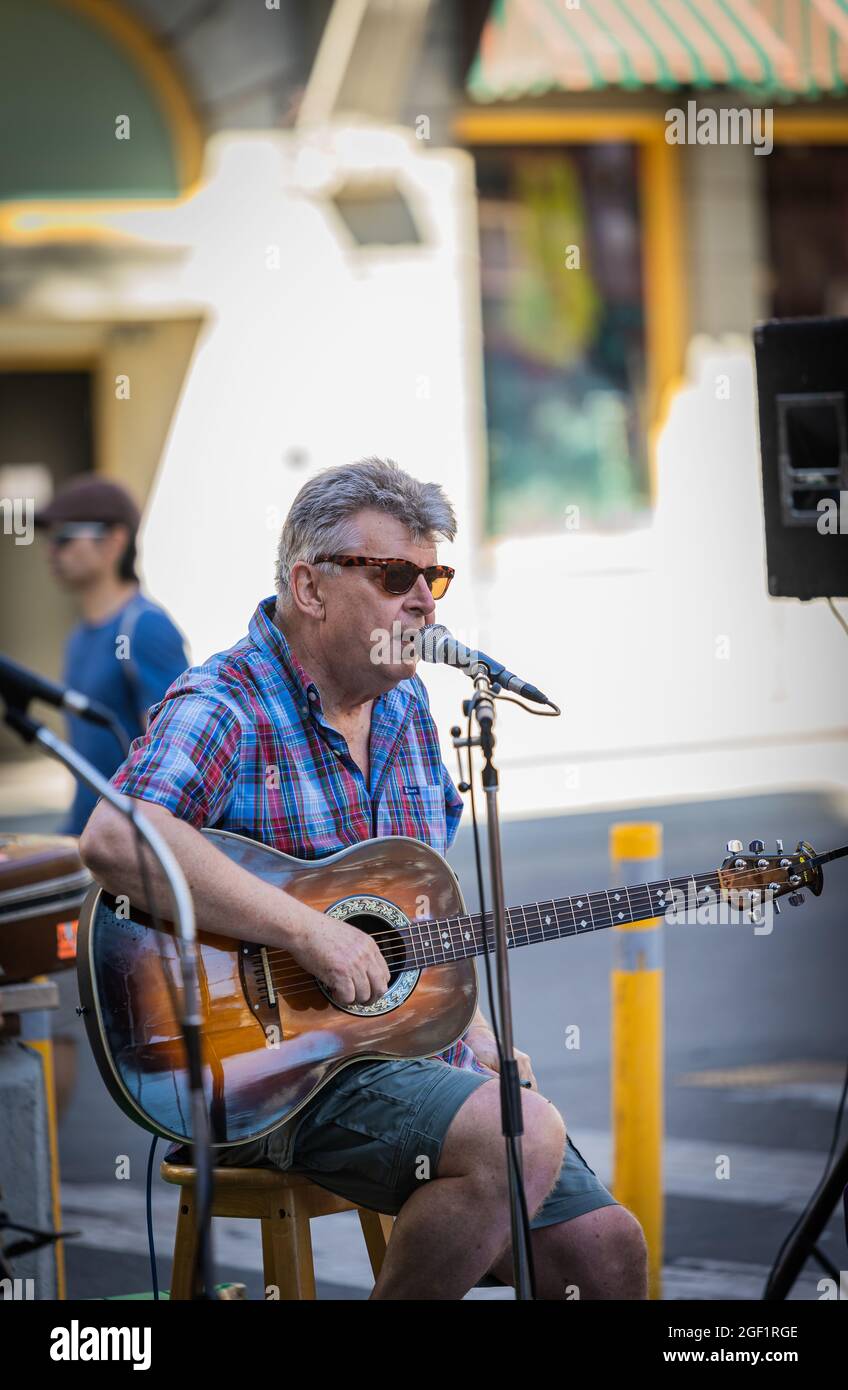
[788,892,805,907]
[766,883,781,915]
[749,839,765,853]
[726,839,743,853]
[775,839,784,853]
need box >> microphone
[415,624,553,706]
[0,653,119,731]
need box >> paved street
[6,786,847,1300]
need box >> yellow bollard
[610,822,664,1300]
[21,974,66,1301]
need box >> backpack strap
[116,591,156,730]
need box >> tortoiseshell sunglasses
[313,554,455,599]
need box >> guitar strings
[259,866,728,965]
[257,868,750,985]
[253,869,736,995]
[134,864,770,1005]
[259,869,726,967]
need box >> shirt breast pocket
[401,781,448,852]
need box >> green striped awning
[468,0,848,99]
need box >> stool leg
[170,1192,201,1301]
[261,1197,316,1300]
[358,1210,394,1279]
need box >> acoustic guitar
[76,828,826,1147]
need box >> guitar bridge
[240,943,282,1034]
[260,946,276,1006]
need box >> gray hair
[274,456,457,608]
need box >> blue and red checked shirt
[109,594,488,1076]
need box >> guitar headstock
[718,839,823,912]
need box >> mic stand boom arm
[1,702,217,1300]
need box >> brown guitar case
[0,832,92,983]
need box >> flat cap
[35,474,141,531]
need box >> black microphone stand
[763,842,848,1300]
[763,1141,848,1300]
[1,700,218,1300]
[453,666,535,1300]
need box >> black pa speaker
[754,316,848,599]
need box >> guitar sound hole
[345,913,409,990]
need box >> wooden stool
[160,1161,395,1300]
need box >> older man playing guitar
[80,456,648,1300]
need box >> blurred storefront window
[473,142,649,539]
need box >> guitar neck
[406,867,723,968]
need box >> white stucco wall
[82,124,848,819]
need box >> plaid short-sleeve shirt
[109,594,488,1075]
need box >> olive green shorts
[208,1056,618,1228]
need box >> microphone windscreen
[415,624,449,663]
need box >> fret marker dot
[618,912,624,920]
[614,893,620,901]
[580,919,587,928]
[545,915,551,925]
[464,930,470,941]
[576,899,583,907]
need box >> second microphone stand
[1,702,217,1300]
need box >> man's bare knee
[438,1082,566,1210]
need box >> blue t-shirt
[62,593,188,834]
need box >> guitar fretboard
[403,869,723,968]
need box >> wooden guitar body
[76,831,477,1147]
[76,823,826,1147]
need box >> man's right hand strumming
[288,910,391,1007]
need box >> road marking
[662,1257,825,1302]
[676,1061,846,1087]
[575,1130,836,1212]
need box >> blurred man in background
[35,473,188,1115]
[36,474,188,836]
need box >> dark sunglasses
[313,554,455,599]
[48,522,111,547]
